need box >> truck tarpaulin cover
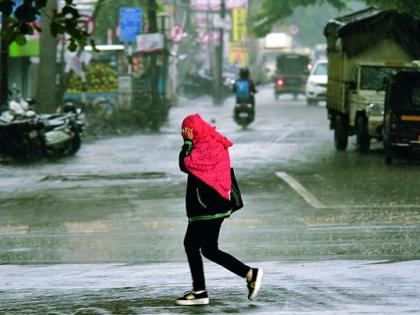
[324,7,420,59]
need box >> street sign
[137,33,164,53]
[289,24,300,35]
[119,7,143,42]
[78,14,96,36]
[170,24,184,43]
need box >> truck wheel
[385,153,393,165]
[384,144,393,165]
[334,114,348,151]
[307,98,317,106]
[356,115,370,153]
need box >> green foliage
[0,0,93,51]
[254,0,420,37]
[365,0,420,14]
[286,2,364,47]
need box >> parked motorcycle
[0,116,45,162]
[39,111,83,158]
[0,100,84,162]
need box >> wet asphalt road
[1,86,420,314]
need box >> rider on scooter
[233,67,257,107]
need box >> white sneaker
[247,268,263,300]
[176,290,209,306]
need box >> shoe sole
[176,297,209,306]
[248,268,263,300]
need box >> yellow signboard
[228,46,248,66]
[232,8,247,42]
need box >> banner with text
[231,8,247,42]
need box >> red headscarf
[182,114,233,200]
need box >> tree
[0,0,94,108]
[0,0,93,51]
[254,0,420,37]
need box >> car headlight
[367,103,384,116]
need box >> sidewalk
[1,260,419,314]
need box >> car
[305,59,328,106]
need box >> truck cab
[347,63,416,152]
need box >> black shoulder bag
[230,168,243,212]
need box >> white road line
[276,171,420,209]
[275,172,326,209]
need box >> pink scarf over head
[182,114,233,200]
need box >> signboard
[136,33,164,53]
[226,0,248,9]
[191,0,247,10]
[191,0,221,10]
[119,7,143,42]
[196,30,220,44]
[232,8,247,42]
[228,46,248,66]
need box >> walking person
[176,113,263,306]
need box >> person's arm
[179,128,194,173]
[249,79,257,93]
[179,140,193,173]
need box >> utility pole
[212,0,225,105]
[148,0,161,131]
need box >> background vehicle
[233,102,254,129]
[324,8,420,153]
[274,52,310,100]
[261,32,293,81]
[383,71,420,164]
[305,59,328,106]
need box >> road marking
[275,172,326,209]
[276,171,420,209]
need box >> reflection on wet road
[1,261,419,314]
[1,88,420,313]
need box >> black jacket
[179,140,232,221]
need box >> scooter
[0,99,84,162]
[233,95,255,129]
[39,112,82,158]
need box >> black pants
[184,218,250,291]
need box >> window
[313,62,327,75]
[360,66,402,91]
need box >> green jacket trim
[188,210,232,222]
[196,188,207,208]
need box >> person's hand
[181,127,194,141]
